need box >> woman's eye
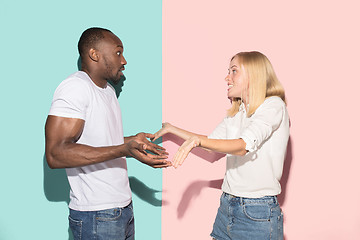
[232,70,236,74]
[117,52,121,56]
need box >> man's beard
[104,58,122,85]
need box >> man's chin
[108,74,126,86]
[109,79,120,85]
[107,77,121,85]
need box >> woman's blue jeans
[69,202,134,240]
[211,193,283,240]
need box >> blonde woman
[153,51,289,240]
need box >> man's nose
[121,55,127,65]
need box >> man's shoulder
[52,72,94,101]
[55,71,93,93]
[61,71,91,86]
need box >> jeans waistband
[222,192,278,205]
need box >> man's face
[98,32,127,85]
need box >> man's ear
[89,48,99,62]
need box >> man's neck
[81,68,107,88]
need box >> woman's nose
[225,75,230,82]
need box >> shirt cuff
[239,135,257,152]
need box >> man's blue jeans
[69,202,134,240]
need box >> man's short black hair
[78,27,112,58]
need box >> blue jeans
[211,193,283,240]
[69,202,134,240]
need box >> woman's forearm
[199,138,247,156]
[169,124,207,140]
[166,124,247,156]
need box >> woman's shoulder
[252,96,286,116]
[262,96,286,109]
[265,96,285,104]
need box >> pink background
[162,0,360,239]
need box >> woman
[153,51,289,240]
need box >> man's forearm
[46,143,128,169]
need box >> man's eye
[117,52,121,56]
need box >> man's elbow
[45,152,62,169]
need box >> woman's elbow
[233,149,248,156]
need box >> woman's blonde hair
[227,51,286,117]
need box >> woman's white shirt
[208,96,290,198]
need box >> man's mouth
[119,67,125,75]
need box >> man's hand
[126,133,171,168]
[134,132,168,156]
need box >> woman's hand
[152,122,173,142]
[173,136,200,168]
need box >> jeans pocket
[243,204,271,221]
[69,216,82,240]
[96,208,122,221]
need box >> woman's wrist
[192,136,201,147]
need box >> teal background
[0,0,163,239]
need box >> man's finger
[144,133,155,139]
[150,135,161,142]
[147,141,166,150]
[139,143,148,155]
[147,159,172,167]
[148,154,169,160]
[152,163,172,169]
[146,142,167,154]
[147,148,168,156]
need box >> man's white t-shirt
[48,71,132,211]
[209,96,290,198]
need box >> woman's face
[225,57,249,100]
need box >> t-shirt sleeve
[239,97,285,152]
[48,78,89,120]
[208,118,227,139]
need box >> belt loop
[239,197,243,205]
[274,196,278,204]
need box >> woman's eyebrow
[230,65,238,69]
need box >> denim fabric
[69,202,134,240]
[211,193,283,240]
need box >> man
[45,27,170,240]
